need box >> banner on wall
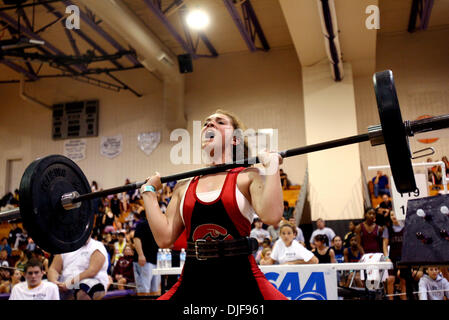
[138,132,161,156]
[259,265,338,300]
[100,135,122,159]
[63,139,86,162]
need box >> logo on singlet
[192,224,234,241]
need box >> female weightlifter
[140,109,287,301]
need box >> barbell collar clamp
[367,124,384,146]
[61,191,81,211]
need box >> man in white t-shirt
[309,218,336,249]
[9,258,59,300]
[48,237,109,300]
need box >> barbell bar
[0,70,448,254]
[64,112,449,207]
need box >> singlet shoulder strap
[221,167,251,237]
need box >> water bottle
[162,249,167,268]
[167,249,172,268]
[157,248,163,269]
[180,248,186,268]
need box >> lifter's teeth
[205,130,215,139]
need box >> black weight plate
[374,70,416,193]
[19,155,93,254]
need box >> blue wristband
[141,185,156,194]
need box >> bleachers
[282,185,301,207]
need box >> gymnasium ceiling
[0,0,448,93]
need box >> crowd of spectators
[0,178,178,298]
[1,164,448,300]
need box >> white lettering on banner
[259,265,338,300]
[390,174,428,220]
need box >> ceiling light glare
[186,9,210,30]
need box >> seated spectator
[26,237,36,252]
[344,235,362,263]
[309,218,336,249]
[110,194,122,218]
[102,207,117,234]
[14,227,28,251]
[33,248,49,279]
[267,221,280,243]
[111,231,127,267]
[382,211,406,300]
[343,235,363,288]
[0,256,11,293]
[282,201,294,220]
[0,237,11,256]
[9,189,19,206]
[418,266,449,300]
[331,236,344,264]
[331,235,345,285]
[255,238,272,264]
[426,158,443,185]
[355,208,384,254]
[432,166,443,185]
[0,248,9,268]
[162,183,174,204]
[48,236,109,300]
[372,170,390,197]
[9,258,59,300]
[343,221,357,248]
[250,217,271,248]
[0,268,22,294]
[111,245,135,291]
[287,216,305,246]
[442,156,449,178]
[269,224,318,265]
[312,235,336,264]
[0,192,14,208]
[375,194,393,227]
[259,248,272,266]
[15,249,31,272]
[91,180,99,192]
[279,169,291,190]
[8,222,22,249]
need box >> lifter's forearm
[257,171,283,224]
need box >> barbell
[0,70,448,254]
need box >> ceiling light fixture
[185,8,210,30]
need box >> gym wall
[0,46,306,194]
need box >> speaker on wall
[177,54,193,74]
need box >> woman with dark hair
[355,208,384,254]
[312,234,336,264]
[141,109,287,301]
